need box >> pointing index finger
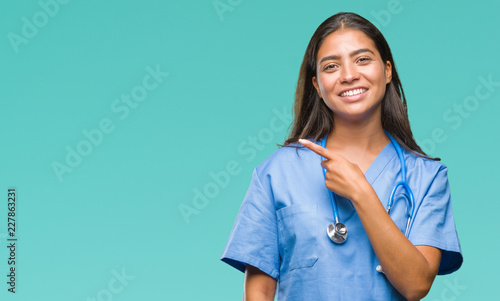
[298,138,334,160]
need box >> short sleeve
[220,169,280,279]
[408,165,463,275]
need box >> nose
[340,63,360,83]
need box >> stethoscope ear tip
[376,265,385,274]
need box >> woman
[221,12,462,300]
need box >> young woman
[221,12,462,300]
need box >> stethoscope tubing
[320,135,340,224]
[320,130,415,239]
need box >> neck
[328,113,389,151]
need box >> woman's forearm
[351,183,442,301]
[244,265,277,301]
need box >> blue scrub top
[221,139,463,300]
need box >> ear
[312,76,323,98]
[385,61,392,84]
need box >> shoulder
[255,144,304,172]
[402,148,451,197]
[403,148,448,177]
[254,143,317,175]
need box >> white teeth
[340,88,367,97]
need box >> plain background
[1,0,499,300]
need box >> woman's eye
[323,63,338,71]
[357,57,372,63]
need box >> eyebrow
[318,48,375,64]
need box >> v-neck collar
[364,140,397,185]
[316,135,398,185]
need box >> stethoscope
[320,131,415,256]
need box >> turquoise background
[1,0,498,300]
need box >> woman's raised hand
[299,139,370,202]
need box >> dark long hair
[284,12,436,160]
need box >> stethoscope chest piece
[327,222,347,244]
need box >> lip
[338,86,369,102]
[338,86,369,96]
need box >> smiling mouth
[339,88,368,97]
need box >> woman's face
[312,28,392,123]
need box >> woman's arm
[352,183,442,301]
[299,139,442,301]
[243,264,277,301]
